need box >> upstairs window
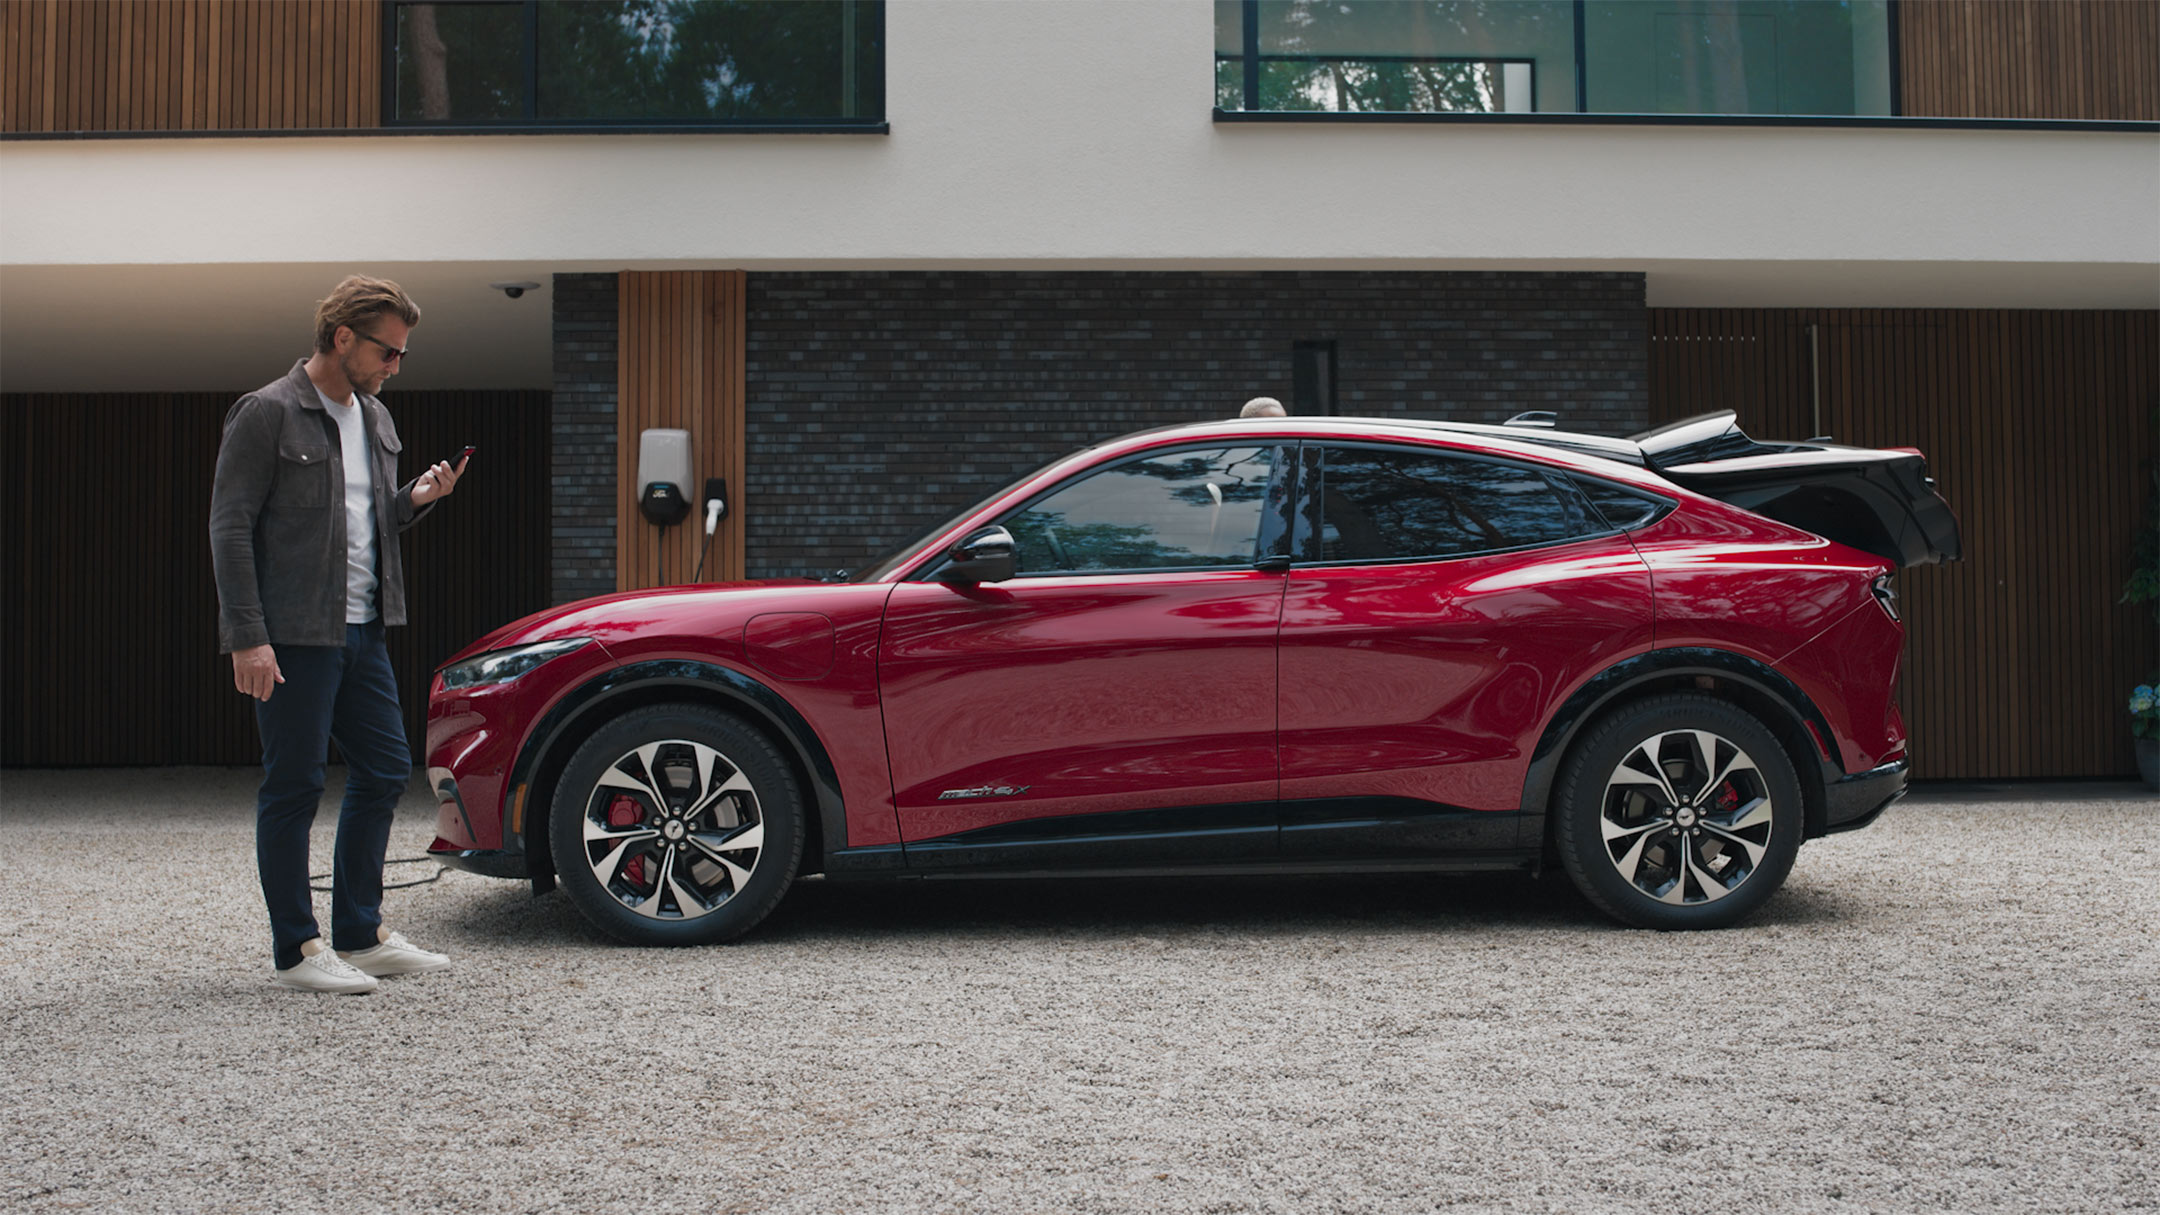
[1216,0,1893,119]
[389,0,884,127]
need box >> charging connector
[692,478,730,583]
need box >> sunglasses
[353,331,409,364]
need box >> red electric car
[425,411,1959,942]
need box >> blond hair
[313,275,421,353]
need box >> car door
[880,443,1290,868]
[1277,442,1655,858]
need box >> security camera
[489,281,541,300]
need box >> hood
[436,578,829,668]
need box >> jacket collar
[286,357,378,417]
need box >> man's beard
[339,351,384,395]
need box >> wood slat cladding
[0,387,548,767]
[616,270,748,591]
[1649,309,2158,780]
[1899,0,2160,120]
[2,0,382,133]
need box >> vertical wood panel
[1650,308,2158,779]
[1900,0,2160,120]
[0,387,550,767]
[0,0,381,132]
[616,271,749,593]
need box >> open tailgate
[1634,412,1963,568]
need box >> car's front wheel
[549,705,804,945]
[1554,694,1803,930]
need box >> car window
[1007,446,1276,574]
[1571,476,1672,531]
[1310,445,1604,562]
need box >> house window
[389,0,885,127]
[1216,0,1893,119]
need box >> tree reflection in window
[394,0,883,124]
[1317,447,1599,561]
[1009,448,1274,574]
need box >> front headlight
[438,638,592,690]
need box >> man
[210,275,467,994]
[1240,396,1287,418]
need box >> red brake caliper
[607,795,647,887]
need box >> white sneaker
[340,931,450,978]
[275,946,379,995]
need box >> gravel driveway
[1,768,2153,1214]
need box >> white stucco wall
[1,0,2154,389]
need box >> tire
[1553,694,1802,930]
[549,705,804,946]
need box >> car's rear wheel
[549,705,803,945]
[1554,694,1802,930]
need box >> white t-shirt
[318,388,380,623]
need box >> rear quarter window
[1571,477,1674,531]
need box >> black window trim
[379,0,889,133]
[1290,439,1639,569]
[923,442,1293,582]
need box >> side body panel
[879,572,1287,841]
[1278,534,1655,819]
[1631,504,1904,773]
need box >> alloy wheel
[577,738,766,921]
[1597,728,1776,906]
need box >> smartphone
[452,445,476,466]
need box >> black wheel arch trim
[1519,647,1846,843]
[503,660,848,885]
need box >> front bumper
[425,765,530,878]
[1823,756,1909,835]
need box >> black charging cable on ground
[309,856,446,893]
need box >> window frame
[379,0,889,134]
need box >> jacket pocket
[372,418,404,506]
[276,436,332,508]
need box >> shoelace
[310,949,368,978]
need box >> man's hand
[233,644,283,702]
[410,454,468,507]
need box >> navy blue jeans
[253,619,411,971]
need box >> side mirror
[939,525,1016,583]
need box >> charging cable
[692,480,727,583]
[310,856,445,893]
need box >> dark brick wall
[552,272,618,605]
[743,270,1647,579]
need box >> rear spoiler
[1631,412,1963,569]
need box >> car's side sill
[871,797,1526,876]
[851,855,1538,882]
